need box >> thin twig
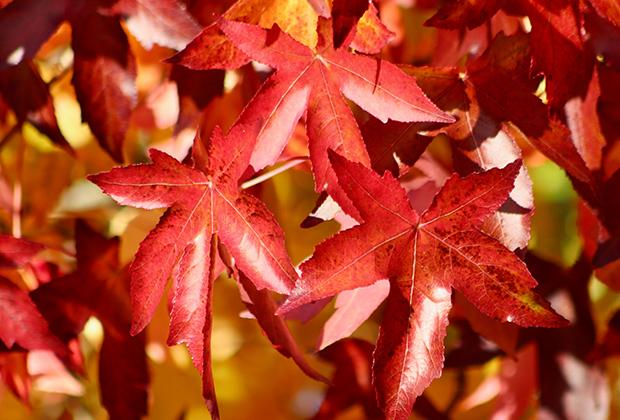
[11,135,24,238]
[241,157,309,190]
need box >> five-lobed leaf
[218,17,453,218]
[280,152,566,419]
[89,126,297,419]
[0,0,594,417]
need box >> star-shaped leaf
[89,125,297,418]
[219,18,452,217]
[280,152,567,419]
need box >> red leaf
[521,0,594,108]
[168,21,250,70]
[331,0,368,49]
[70,3,137,162]
[401,64,534,251]
[0,277,67,358]
[349,2,394,55]
[89,127,297,418]
[565,66,606,171]
[597,65,620,147]
[361,117,434,177]
[74,223,150,420]
[170,66,225,131]
[0,234,44,268]
[29,272,91,344]
[237,271,327,383]
[373,262,452,419]
[465,32,595,188]
[100,331,149,420]
[30,221,150,418]
[0,353,30,404]
[308,0,330,18]
[492,344,537,419]
[0,61,73,154]
[314,338,382,419]
[454,293,519,355]
[589,0,620,27]
[0,0,66,69]
[280,152,566,419]
[448,94,534,251]
[425,0,502,29]
[218,18,452,214]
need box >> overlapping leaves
[5,0,614,418]
[89,125,307,418]
[280,153,566,418]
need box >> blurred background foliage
[1,1,620,419]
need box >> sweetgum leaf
[170,66,225,131]
[167,21,250,70]
[348,2,394,54]
[222,0,321,48]
[331,0,368,49]
[307,0,330,18]
[170,0,321,69]
[314,338,382,419]
[523,255,604,419]
[383,64,534,251]
[565,67,606,171]
[451,33,595,210]
[0,353,30,404]
[280,152,566,419]
[89,126,297,418]
[219,18,452,217]
[100,331,149,420]
[317,280,389,350]
[589,0,620,27]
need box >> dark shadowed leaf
[0,62,73,153]
[0,0,67,69]
[70,2,137,162]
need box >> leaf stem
[12,135,25,238]
[241,157,308,189]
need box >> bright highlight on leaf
[281,153,567,419]
[89,126,298,418]
[2,0,617,418]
